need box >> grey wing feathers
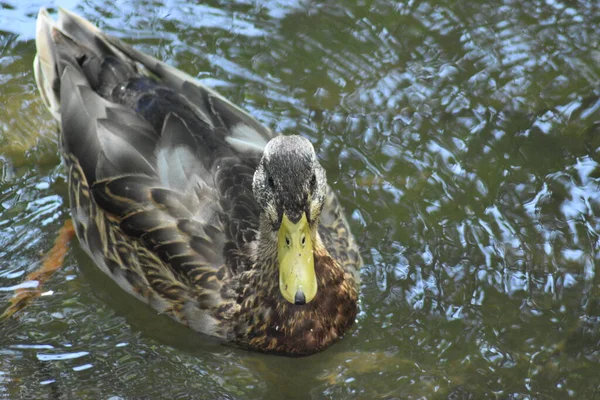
[100,33,277,151]
[92,175,225,275]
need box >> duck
[32,8,361,356]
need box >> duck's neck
[254,216,280,271]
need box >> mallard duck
[33,8,361,356]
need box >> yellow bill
[277,212,317,305]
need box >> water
[0,0,599,398]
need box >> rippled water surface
[1,0,599,398]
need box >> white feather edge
[226,123,270,153]
[34,9,60,120]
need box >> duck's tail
[33,8,138,120]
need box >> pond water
[0,0,599,398]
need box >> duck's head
[253,135,327,306]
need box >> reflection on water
[0,0,599,398]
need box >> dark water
[1,0,599,398]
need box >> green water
[0,0,599,398]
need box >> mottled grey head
[253,135,327,305]
[253,135,327,228]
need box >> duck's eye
[310,173,317,189]
[267,176,275,189]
